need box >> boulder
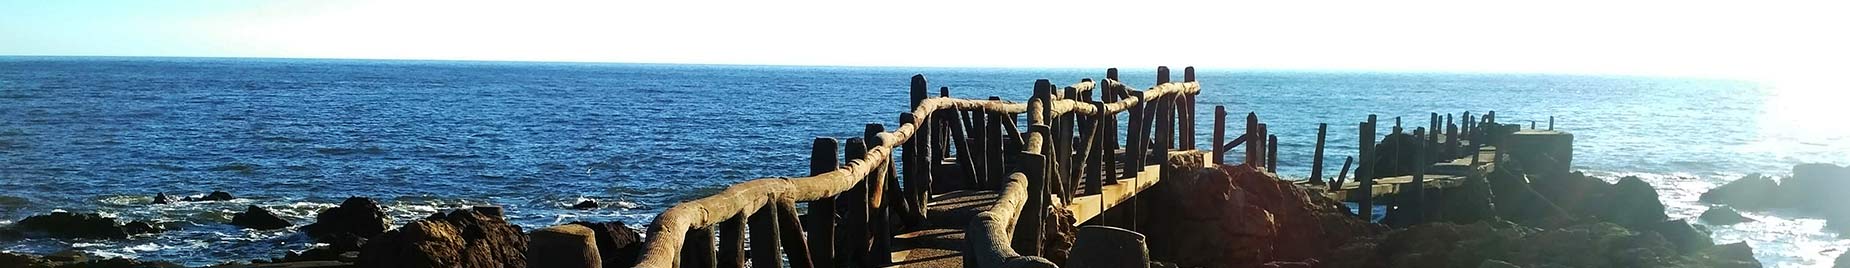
[183,191,236,202]
[1700,206,1753,225]
[123,220,164,235]
[12,212,130,239]
[572,200,599,210]
[1648,219,1714,254]
[1700,174,1779,209]
[1601,176,1668,229]
[1038,203,1077,265]
[1366,133,1425,178]
[0,251,182,268]
[1695,242,1761,268]
[569,221,645,267]
[231,205,292,230]
[527,224,601,268]
[1779,163,1850,213]
[1065,226,1149,268]
[302,197,392,249]
[359,206,527,268]
[1836,250,1849,268]
[1144,164,1381,268]
[151,193,175,204]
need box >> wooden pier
[622,67,1541,268]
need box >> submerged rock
[302,197,391,250]
[572,199,599,210]
[569,221,643,267]
[123,220,164,235]
[231,205,291,230]
[1700,174,1779,209]
[1701,206,1753,225]
[151,193,175,204]
[12,212,130,239]
[359,206,526,268]
[182,191,236,202]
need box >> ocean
[0,57,1844,267]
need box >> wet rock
[123,220,164,235]
[1700,174,1779,209]
[231,205,292,230]
[0,251,182,268]
[1695,242,1762,268]
[151,193,175,204]
[183,191,236,202]
[12,212,129,239]
[569,221,644,267]
[1836,250,1849,268]
[1649,219,1714,254]
[1366,133,1426,178]
[0,252,53,267]
[1478,259,1519,268]
[572,199,599,210]
[359,207,526,268]
[1700,206,1752,225]
[302,197,391,250]
[1779,163,1850,213]
[1602,176,1669,229]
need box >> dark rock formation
[359,206,526,268]
[1701,174,1779,209]
[1779,163,1850,214]
[527,224,601,268]
[1651,219,1714,254]
[568,221,644,267]
[12,212,130,239]
[1366,133,1425,178]
[302,197,391,250]
[182,191,236,202]
[1836,250,1849,268]
[151,193,175,204]
[1696,242,1762,268]
[122,220,163,235]
[1603,176,1670,228]
[1144,164,1382,268]
[231,205,291,230]
[1700,206,1752,225]
[1326,220,1754,268]
[1038,204,1077,265]
[0,251,182,268]
[572,200,599,210]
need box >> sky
[2,0,1847,79]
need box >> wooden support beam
[1088,101,1107,197]
[1012,152,1049,256]
[682,227,716,268]
[748,205,781,268]
[1125,91,1145,178]
[864,124,893,267]
[805,138,836,268]
[837,138,869,267]
[719,214,746,268]
[1267,134,1279,172]
[776,200,815,268]
[1358,115,1378,220]
[1245,113,1258,165]
[1312,123,1327,184]
[1213,106,1226,165]
[1332,156,1354,192]
[986,96,1006,190]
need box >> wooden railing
[629,67,1201,268]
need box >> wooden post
[838,138,869,267]
[1088,101,1107,196]
[719,214,747,268]
[1407,128,1428,225]
[1358,115,1378,221]
[1125,91,1145,178]
[1155,95,1172,165]
[777,200,816,268]
[947,110,978,189]
[683,226,717,268]
[986,96,1005,190]
[1245,113,1258,165]
[1312,123,1327,184]
[1256,123,1269,170]
[864,124,892,267]
[806,138,837,268]
[1213,106,1227,165]
[1013,151,1049,256]
[1181,67,1196,150]
[1101,75,1120,182]
[1267,134,1278,172]
[1333,156,1354,192]
[749,205,782,268]
[1549,116,1555,130]
[899,113,925,227]
[1058,87,1077,191]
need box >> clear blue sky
[3,0,1846,79]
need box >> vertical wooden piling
[1267,134,1278,172]
[1181,67,1196,150]
[986,96,1005,190]
[749,205,782,268]
[1333,156,1354,192]
[1088,101,1107,196]
[719,214,747,268]
[1257,123,1269,170]
[1358,115,1378,220]
[1549,116,1555,130]
[1407,128,1428,225]
[865,124,893,267]
[1245,113,1258,165]
[899,113,925,227]
[683,226,717,268]
[1101,74,1120,182]
[1013,151,1049,256]
[838,138,869,267]
[1213,106,1227,165]
[1125,90,1145,178]
[776,200,815,268]
[1155,95,1173,166]
[1312,123,1327,184]
[806,138,837,268]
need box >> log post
[837,138,869,267]
[1182,66,1196,150]
[1126,91,1145,178]
[1256,123,1269,170]
[749,205,782,268]
[1088,101,1107,196]
[986,96,1006,190]
[1333,156,1354,192]
[865,124,893,267]
[1013,150,1049,256]
[806,138,837,268]
[1358,115,1378,221]
[777,200,815,268]
[1312,123,1327,184]
[1213,106,1227,165]
[1267,134,1278,172]
[1245,113,1258,165]
[1154,95,1172,165]
[1058,87,1077,190]
[719,214,747,268]
[683,226,717,268]
[1549,116,1555,130]
[1407,127,1428,226]
[1102,79,1120,182]
[901,113,927,226]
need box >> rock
[1700,174,1780,209]
[123,220,164,235]
[183,191,236,202]
[151,193,175,204]
[1836,250,1849,268]
[1779,163,1850,213]
[1038,203,1078,265]
[359,207,527,268]
[1065,226,1149,268]
[302,197,392,250]
[1144,164,1381,268]
[1695,242,1761,268]
[1601,176,1668,229]
[1261,260,1316,268]
[12,211,130,239]
[1700,206,1753,225]
[527,224,601,268]
[231,205,292,230]
[0,252,53,267]
[0,251,182,268]
[572,199,598,210]
[1648,219,1714,254]
[1366,133,1426,178]
[569,221,644,267]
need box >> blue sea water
[0,57,1845,266]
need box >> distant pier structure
[612,67,1567,268]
